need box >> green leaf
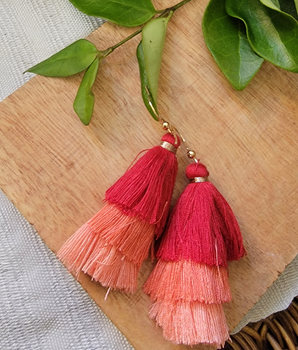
[137,42,158,121]
[226,0,298,72]
[26,39,98,77]
[273,0,298,20]
[260,0,298,19]
[68,0,157,27]
[294,0,298,16]
[269,0,281,8]
[137,16,170,119]
[202,0,264,90]
[259,0,280,10]
[73,57,100,125]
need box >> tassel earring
[143,150,246,348]
[58,132,179,294]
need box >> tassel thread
[58,133,179,293]
[144,162,246,347]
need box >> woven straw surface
[225,297,298,350]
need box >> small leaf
[68,0,157,27]
[226,0,298,72]
[202,0,264,90]
[137,42,159,121]
[73,57,100,125]
[138,16,170,118]
[26,39,98,77]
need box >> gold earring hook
[145,87,178,143]
[145,86,199,162]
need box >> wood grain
[0,0,298,349]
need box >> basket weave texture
[224,297,298,350]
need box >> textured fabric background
[0,0,104,102]
[0,0,297,346]
[0,1,134,349]
[232,254,298,333]
[0,189,134,350]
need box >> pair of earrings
[58,116,246,348]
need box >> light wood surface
[1,0,298,349]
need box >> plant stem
[102,0,194,57]
[104,28,142,56]
[170,0,193,11]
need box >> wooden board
[1,0,298,349]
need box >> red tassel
[144,162,246,348]
[105,132,179,236]
[157,163,246,266]
[58,133,179,293]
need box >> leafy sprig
[67,0,158,27]
[203,0,298,89]
[26,0,298,125]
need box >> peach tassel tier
[143,162,246,348]
[58,133,179,293]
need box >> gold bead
[162,121,170,130]
[187,150,196,159]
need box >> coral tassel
[149,300,230,347]
[144,162,246,347]
[144,260,231,303]
[58,133,179,293]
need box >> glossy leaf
[294,0,298,16]
[274,0,298,19]
[261,0,298,19]
[68,0,157,27]
[137,42,158,121]
[73,57,100,125]
[26,39,98,77]
[269,0,281,8]
[259,0,280,10]
[138,16,170,119]
[226,0,298,72]
[202,0,264,90]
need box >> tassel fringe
[58,133,179,293]
[58,204,154,293]
[105,133,179,236]
[144,259,231,347]
[83,243,139,293]
[143,260,231,303]
[157,166,246,266]
[149,299,230,348]
[144,162,246,347]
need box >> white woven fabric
[0,0,104,102]
[0,2,135,349]
[232,253,298,333]
[0,189,134,350]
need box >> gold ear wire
[145,86,199,163]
